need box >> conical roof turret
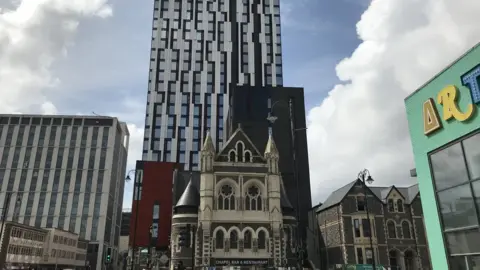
[174,178,200,213]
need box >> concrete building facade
[170,127,297,269]
[142,0,285,170]
[0,222,88,269]
[0,222,47,269]
[0,114,129,270]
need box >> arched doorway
[389,250,401,270]
[404,250,417,270]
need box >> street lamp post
[147,225,153,269]
[126,169,139,270]
[267,99,307,268]
[357,169,376,270]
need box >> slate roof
[317,180,359,212]
[317,180,420,212]
[175,179,200,210]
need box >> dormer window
[396,199,404,212]
[357,196,365,211]
[388,199,395,212]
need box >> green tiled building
[405,42,480,270]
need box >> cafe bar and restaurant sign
[423,64,480,136]
[212,258,270,266]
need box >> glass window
[437,183,477,230]
[387,221,396,238]
[468,255,480,269]
[449,256,467,270]
[353,219,360,238]
[397,199,404,212]
[431,143,470,190]
[464,133,480,180]
[362,219,371,237]
[357,196,365,211]
[445,228,480,255]
[388,199,395,212]
[356,248,363,264]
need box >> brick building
[314,180,431,270]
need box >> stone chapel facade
[170,126,298,269]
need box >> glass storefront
[429,130,480,269]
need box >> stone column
[399,251,406,270]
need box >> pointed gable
[216,124,264,163]
[383,186,406,200]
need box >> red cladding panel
[129,161,178,248]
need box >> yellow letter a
[423,98,442,135]
[437,85,475,122]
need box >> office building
[0,222,88,269]
[170,129,297,269]
[42,228,89,269]
[129,161,181,269]
[142,0,284,170]
[227,85,312,243]
[0,221,47,269]
[313,180,431,270]
[405,42,480,270]
[0,114,129,270]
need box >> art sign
[423,64,480,136]
[213,258,269,266]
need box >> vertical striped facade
[0,114,129,270]
[143,0,283,170]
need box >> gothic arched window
[245,185,262,211]
[397,199,404,212]
[236,142,244,161]
[387,221,397,238]
[244,151,251,162]
[230,231,238,249]
[244,230,252,249]
[218,184,236,210]
[215,230,224,249]
[402,221,411,239]
[258,231,267,249]
[228,150,236,162]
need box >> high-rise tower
[142,0,284,170]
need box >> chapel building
[170,126,298,269]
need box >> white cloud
[0,0,112,114]
[307,0,480,203]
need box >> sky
[0,0,479,209]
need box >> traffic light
[178,225,191,247]
[105,247,111,263]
